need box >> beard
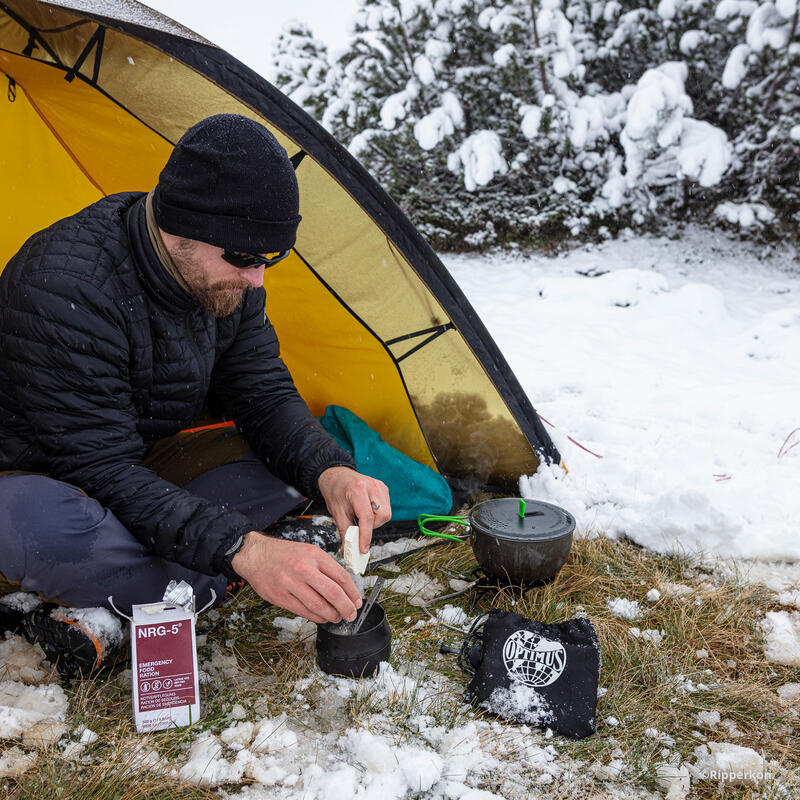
[189,280,246,318]
[170,240,249,318]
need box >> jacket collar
[125,194,196,313]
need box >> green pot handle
[417,514,470,542]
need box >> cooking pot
[316,602,391,678]
[469,498,575,584]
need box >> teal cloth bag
[321,405,453,520]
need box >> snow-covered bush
[272,0,800,249]
[271,21,333,121]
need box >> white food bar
[343,526,370,575]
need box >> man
[0,114,391,666]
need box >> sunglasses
[221,249,291,269]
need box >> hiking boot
[22,606,125,680]
[0,591,43,637]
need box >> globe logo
[502,630,567,688]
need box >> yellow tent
[0,0,559,489]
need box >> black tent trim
[387,324,456,363]
[33,1,561,466]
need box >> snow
[654,762,690,799]
[722,43,751,88]
[777,589,800,610]
[413,54,436,85]
[380,89,413,130]
[646,589,661,602]
[443,229,800,572]
[520,105,543,139]
[271,616,317,646]
[369,537,424,562]
[715,200,775,228]
[145,1,360,79]
[434,604,471,627]
[746,3,792,51]
[658,0,677,19]
[0,634,51,685]
[179,731,246,785]
[620,62,732,191]
[50,607,124,650]
[623,63,693,144]
[448,131,508,191]
[628,628,664,644]
[695,710,721,727]
[676,119,732,187]
[0,592,42,614]
[776,682,800,705]
[761,610,800,666]
[79,727,98,745]
[691,741,767,785]
[659,582,695,598]
[414,92,464,150]
[0,681,68,739]
[0,746,36,778]
[482,683,555,726]
[679,30,704,53]
[386,569,445,606]
[178,664,566,797]
[607,598,643,620]
[0,633,67,748]
[492,43,517,67]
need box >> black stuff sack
[462,610,600,739]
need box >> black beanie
[152,114,301,253]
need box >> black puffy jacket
[0,192,354,578]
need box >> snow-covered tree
[711,0,799,233]
[271,0,800,248]
[271,21,332,120]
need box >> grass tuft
[3,532,798,799]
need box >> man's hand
[231,531,362,624]
[317,466,391,553]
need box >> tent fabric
[320,405,454,521]
[0,0,560,491]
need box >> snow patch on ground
[0,634,52,685]
[444,228,800,576]
[607,598,643,620]
[481,683,555,727]
[0,745,36,778]
[690,742,768,786]
[369,537,425,562]
[628,627,664,645]
[0,680,68,740]
[776,589,800,610]
[761,610,800,666]
[180,699,567,799]
[272,616,317,647]
[0,592,42,615]
[386,569,445,606]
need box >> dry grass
[3,532,799,799]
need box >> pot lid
[469,498,575,542]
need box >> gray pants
[0,429,304,614]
